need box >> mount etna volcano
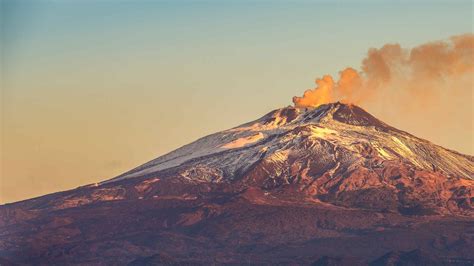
[1,103,473,265]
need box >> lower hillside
[0,176,473,265]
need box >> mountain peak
[330,102,392,128]
[106,102,473,187]
[3,100,473,265]
[252,102,390,130]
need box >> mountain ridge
[107,102,472,185]
[1,102,473,264]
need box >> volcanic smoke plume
[293,34,474,153]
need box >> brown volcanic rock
[127,253,176,265]
[0,103,473,264]
[312,256,367,266]
[0,183,473,264]
[369,249,444,266]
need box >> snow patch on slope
[221,132,264,149]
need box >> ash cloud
[293,34,473,108]
[293,34,474,153]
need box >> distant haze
[1,1,473,203]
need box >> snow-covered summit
[105,102,473,184]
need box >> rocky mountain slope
[1,103,473,265]
[107,102,473,215]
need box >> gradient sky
[1,0,473,203]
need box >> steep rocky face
[110,103,473,183]
[0,103,473,264]
[104,102,473,215]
